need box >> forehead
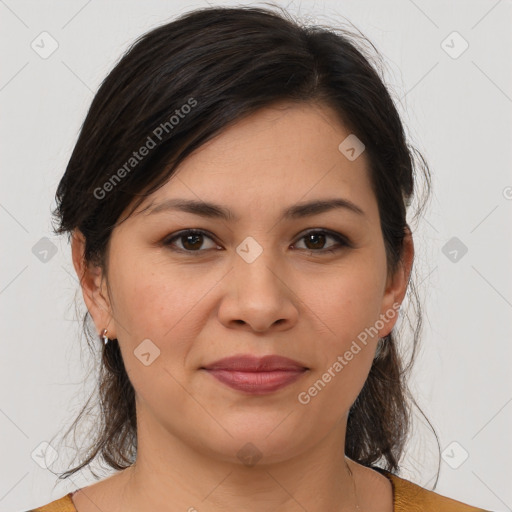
[134,101,377,223]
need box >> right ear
[71,229,117,339]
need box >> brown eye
[164,230,218,253]
[304,232,328,250]
[293,230,350,254]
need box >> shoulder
[23,492,76,512]
[376,468,492,512]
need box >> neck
[118,413,359,512]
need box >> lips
[201,355,309,394]
[202,354,308,372]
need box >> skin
[71,101,413,512]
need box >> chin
[194,421,309,467]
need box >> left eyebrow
[145,197,365,222]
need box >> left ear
[378,225,414,338]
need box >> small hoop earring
[101,328,110,345]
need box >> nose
[217,246,299,333]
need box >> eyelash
[162,229,352,256]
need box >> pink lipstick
[201,355,308,394]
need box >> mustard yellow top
[25,468,492,512]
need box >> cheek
[297,255,386,396]
[304,258,387,343]
[110,261,210,412]
[110,252,213,340]
[296,267,383,417]
[106,261,210,402]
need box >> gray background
[1,0,511,511]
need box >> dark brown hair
[51,4,438,483]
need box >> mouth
[200,354,309,395]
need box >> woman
[27,5,490,512]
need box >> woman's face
[74,101,411,465]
